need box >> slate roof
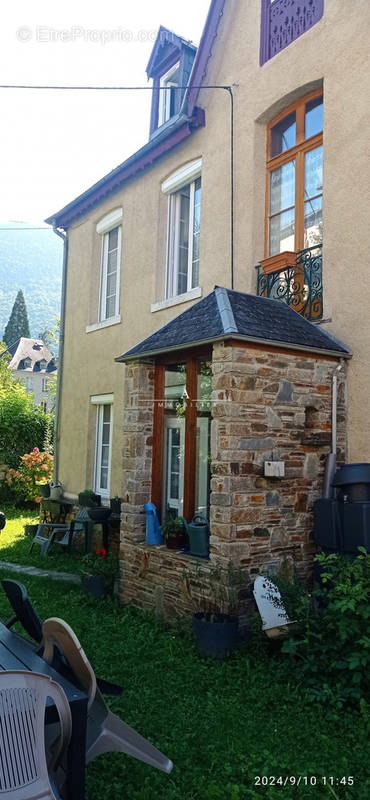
[0,338,57,372]
[116,288,350,362]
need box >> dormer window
[39,359,47,371]
[146,27,197,138]
[158,62,180,127]
[23,358,32,369]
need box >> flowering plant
[80,548,119,587]
[6,448,54,503]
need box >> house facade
[47,0,369,617]
[1,338,56,412]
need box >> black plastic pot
[81,575,113,598]
[87,507,111,523]
[193,612,238,659]
[40,483,50,499]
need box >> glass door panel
[304,146,323,247]
[269,160,296,255]
[163,417,185,517]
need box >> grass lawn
[0,503,89,575]
[0,509,369,799]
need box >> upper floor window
[96,209,122,323]
[266,91,323,257]
[260,0,324,65]
[25,376,33,393]
[42,378,49,392]
[23,358,32,369]
[146,27,196,137]
[158,62,180,127]
[162,160,202,300]
[39,359,47,371]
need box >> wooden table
[0,620,88,799]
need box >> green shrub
[0,384,53,468]
[280,549,370,708]
[5,448,53,504]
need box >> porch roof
[116,287,351,362]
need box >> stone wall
[119,344,347,620]
[210,342,347,578]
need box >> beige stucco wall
[58,0,370,496]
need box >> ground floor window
[152,354,212,522]
[91,395,113,499]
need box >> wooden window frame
[265,89,323,258]
[151,348,211,520]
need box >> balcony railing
[256,245,323,322]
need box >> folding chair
[30,519,82,556]
[0,670,71,799]
[42,617,173,774]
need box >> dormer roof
[146,26,197,79]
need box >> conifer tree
[3,290,30,347]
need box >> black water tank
[332,463,370,502]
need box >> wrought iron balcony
[256,245,323,322]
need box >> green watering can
[185,515,210,558]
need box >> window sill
[151,287,202,314]
[86,315,121,333]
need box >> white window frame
[42,378,49,393]
[25,376,33,393]
[162,160,202,301]
[91,394,114,499]
[158,62,180,127]
[163,416,185,517]
[96,209,123,324]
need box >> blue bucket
[144,503,163,546]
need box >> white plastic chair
[0,670,71,799]
[42,617,173,774]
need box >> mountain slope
[0,222,63,343]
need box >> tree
[39,315,60,354]
[3,290,30,347]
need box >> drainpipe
[323,361,343,499]
[52,226,68,483]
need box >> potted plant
[162,516,188,550]
[78,490,101,508]
[185,562,243,659]
[80,548,119,598]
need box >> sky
[0,0,210,224]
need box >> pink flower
[33,447,40,453]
